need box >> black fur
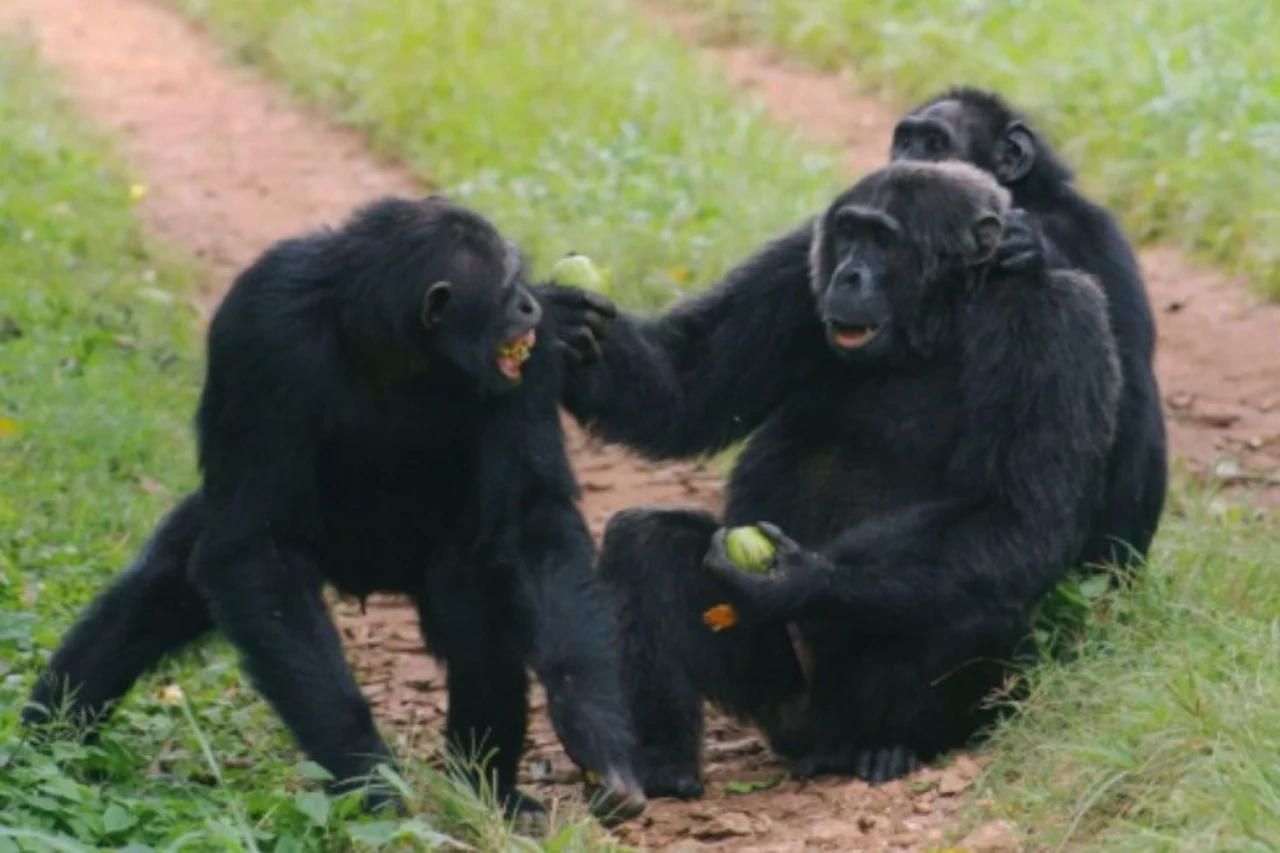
[23,195,644,824]
[891,86,1168,570]
[566,162,1121,794]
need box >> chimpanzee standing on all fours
[23,195,646,824]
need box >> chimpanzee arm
[558,226,827,459]
[708,270,1121,633]
[498,403,645,816]
[521,499,642,794]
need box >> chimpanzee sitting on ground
[23,195,645,824]
[561,162,1121,796]
[890,86,1167,571]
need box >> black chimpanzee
[890,86,1167,571]
[22,195,646,824]
[560,161,1121,796]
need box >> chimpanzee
[890,86,1167,570]
[560,161,1121,796]
[22,195,646,824]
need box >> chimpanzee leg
[415,571,539,819]
[786,626,1014,785]
[521,503,645,822]
[597,506,806,799]
[25,493,213,734]
[190,536,396,810]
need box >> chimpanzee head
[808,161,1010,363]
[889,87,1073,200]
[336,195,542,393]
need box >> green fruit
[724,526,776,574]
[549,253,604,290]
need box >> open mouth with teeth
[827,322,882,350]
[496,329,536,380]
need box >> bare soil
[3,0,1277,850]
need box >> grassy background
[0,38,622,853]
[977,490,1280,851]
[678,0,1280,299]
[171,0,844,311]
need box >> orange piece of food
[701,603,739,631]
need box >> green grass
[968,488,1280,852]
[0,39,621,853]
[676,0,1280,298]
[169,0,843,311]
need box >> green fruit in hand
[549,253,604,290]
[724,526,777,574]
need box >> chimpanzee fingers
[702,528,738,578]
[566,328,604,365]
[1000,251,1040,274]
[844,745,921,784]
[854,749,875,781]
[550,339,583,365]
[579,289,617,318]
[351,783,409,817]
[584,310,611,341]
[585,770,647,825]
[789,755,821,780]
[870,745,920,783]
[550,330,603,365]
[994,209,1047,276]
[755,521,804,559]
[704,531,759,590]
[539,284,616,317]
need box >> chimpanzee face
[810,202,904,362]
[421,237,543,392]
[809,162,1008,364]
[891,98,1037,186]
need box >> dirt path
[3,0,1278,851]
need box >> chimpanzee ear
[996,121,1036,183]
[969,214,1004,266]
[422,281,453,329]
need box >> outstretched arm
[706,269,1122,633]
[551,225,827,459]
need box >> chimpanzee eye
[834,208,861,238]
[927,132,948,153]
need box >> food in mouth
[496,329,536,380]
[828,322,881,350]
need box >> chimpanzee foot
[327,763,407,816]
[500,786,548,818]
[855,745,921,783]
[639,748,705,799]
[500,786,550,836]
[790,744,921,784]
[358,786,408,817]
[583,769,648,826]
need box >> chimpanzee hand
[534,283,617,366]
[702,522,822,622]
[992,208,1048,278]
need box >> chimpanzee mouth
[827,322,881,350]
[496,329,536,380]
